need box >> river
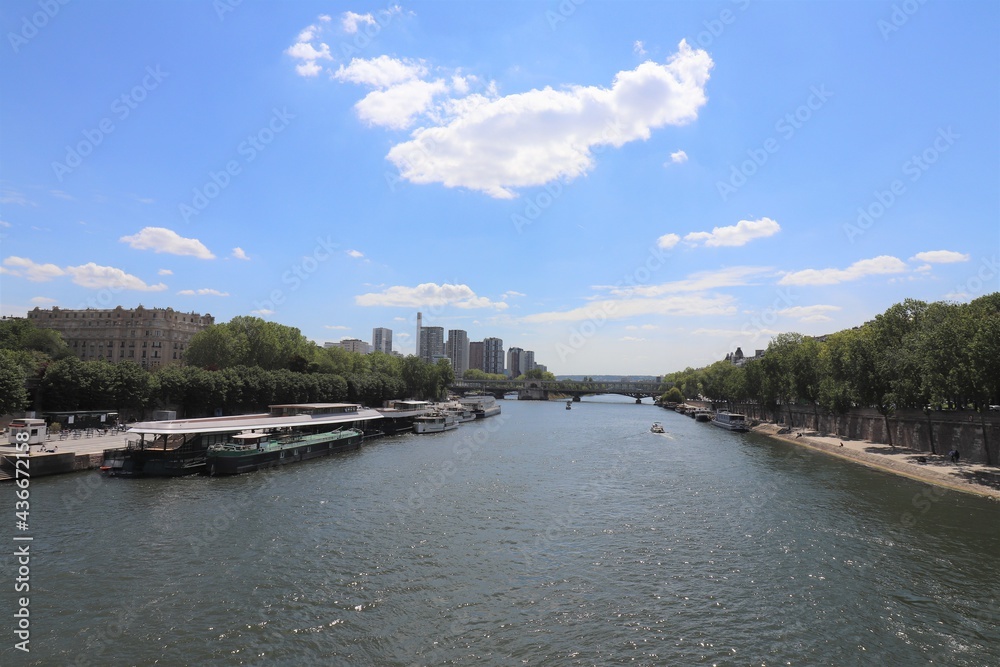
[4,397,999,666]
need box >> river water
[4,397,999,666]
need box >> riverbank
[753,423,1000,500]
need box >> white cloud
[355,78,449,129]
[633,40,646,56]
[158,268,173,275]
[384,40,712,198]
[0,220,10,227]
[342,10,377,34]
[49,189,74,200]
[178,288,229,296]
[657,233,680,249]
[286,19,333,77]
[502,290,526,299]
[65,263,167,291]
[30,296,57,304]
[667,149,688,164]
[324,325,350,330]
[911,250,970,264]
[779,256,908,286]
[626,324,659,331]
[522,293,736,323]
[251,308,275,316]
[600,266,772,298]
[0,189,33,206]
[777,305,841,323]
[356,282,509,310]
[684,217,780,248]
[621,336,646,342]
[2,256,66,281]
[334,55,427,88]
[232,247,250,261]
[120,227,215,259]
[347,249,364,258]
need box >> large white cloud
[386,41,712,198]
[778,256,907,286]
[65,263,167,291]
[1,256,65,281]
[354,78,449,129]
[120,227,215,259]
[334,55,427,88]
[684,217,781,247]
[355,282,508,310]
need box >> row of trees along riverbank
[0,316,454,419]
[659,295,1000,459]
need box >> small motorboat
[566,400,572,410]
[650,422,665,434]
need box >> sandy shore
[753,423,1000,501]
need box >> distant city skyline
[1,2,997,375]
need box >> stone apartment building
[27,305,214,370]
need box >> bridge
[450,379,665,402]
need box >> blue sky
[1,0,998,375]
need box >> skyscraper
[372,327,392,354]
[483,337,504,375]
[415,312,422,358]
[446,329,469,377]
[469,341,484,372]
[506,347,524,378]
[419,326,445,363]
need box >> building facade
[419,326,445,363]
[372,327,392,354]
[523,350,536,373]
[326,338,371,354]
[468,341,484,374]
[27,306,213,370]
[483,337,504,375]
[446,329,470,378]
[506,346,524,378]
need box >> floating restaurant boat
[206,427,363,476]
[413,412,459,434]
[101,403,382,477]
[693,409,713,422]
[376,400,434,435]
[459,394,502,419]
[712,411,749,432]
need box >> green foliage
[0,350,29,414]
[661,386,684,403]
[662,294,1000,416]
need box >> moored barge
[101,403,382,477]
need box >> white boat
[712,411,748,432]
[413,412,458,434]
[693,409,713,422]
[650,422,665,433]
[458,395,501,419]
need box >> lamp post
[924,406,936,455]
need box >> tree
[661,386,684,404]
[0,351,29,414]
